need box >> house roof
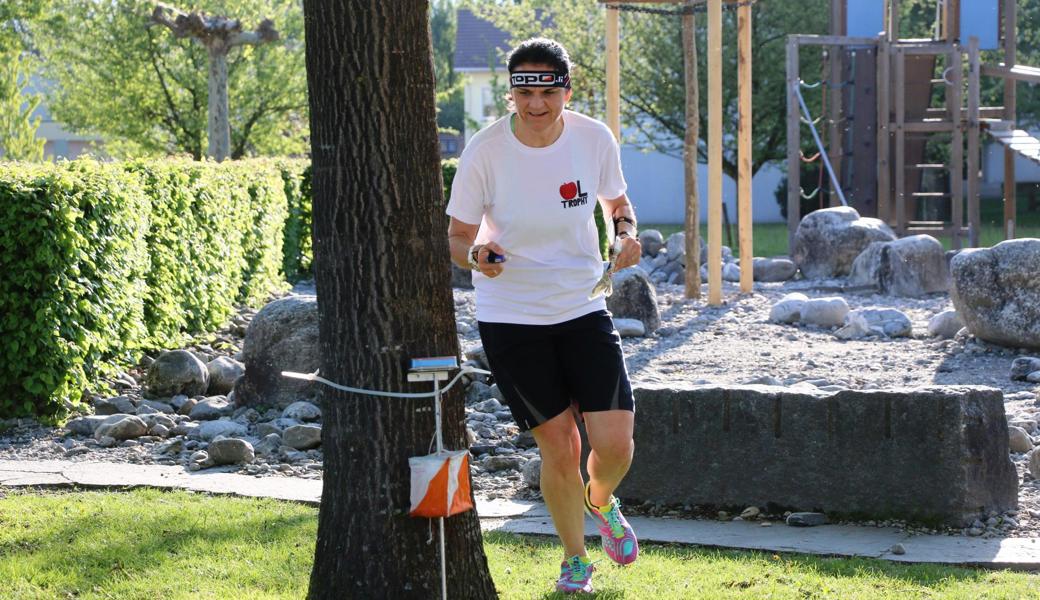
[454,8,510,71]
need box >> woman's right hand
[476,241,508,278]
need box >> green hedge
[0,158,309,421]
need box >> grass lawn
[0,490,1037,599]
[642,197,1040,260]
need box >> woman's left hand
[612,235,642,271]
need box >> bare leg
[583,410,635,507]
[531,409,586,558]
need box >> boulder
[193,419,248,441]
[1008,426,1034,454]
[1030,449,1040,480]
[927,310,964,339]
[799,297,850,328]
[769,293,808,324]
[521,457,541,489]
[208,438,255,465]
[66,415,110,436]
[606,267,661,333]
[283,424,322,450]
[835,309,912,339]
[233,295,320,408]
[145,350,209,398]
[206,356,244,396]
[847,235,950,297]
[282,401,322,422]
[451,264,473,289]
[94,415,148,441]
[613,318,645,338]
[950,239,1040,349]
[792,207,897,279]
[93,395,136,416]
[1010,357,1040,382]
[638,229,665,257]
[722,263,741,282]
[188,396,234,421]
[137,399,174,414]
[752,257,798,282]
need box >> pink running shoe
[585,482,639,565]
[556,554,595,594]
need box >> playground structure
[601,0,754,305]
[787,0,1036,250]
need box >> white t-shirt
[446,110,628,325]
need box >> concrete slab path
[1,459,1038,571]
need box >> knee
[592,436,633,465]
[536,436,581,474]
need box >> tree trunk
[302,2,497,599]
[207,45,231,162]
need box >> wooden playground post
[876,36,891,224]
[683,6,701,299]
[707,0,723,305]
[786,38,800,251]
[894,45,905,235]
[737,0,752,293]
[1003,0,1017,240]
[949,44,964,250]
[967,36,981,248]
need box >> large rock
[606,267,660,333]
[847,235,950,297]
[283,424,322,450]
[206,356,244,396]
[927,310,964,339]
[94,415,148,441]
[1010,357,1040,382]
[603,385,1018,526]
[145,350,209,398]
[193,419,248,441]
[799,297,849,328]
[189,396,234,421]
[835,309,912,339]
[282,401,322,422]
[208,438,255,465]
[93,395,136,416]
[792,207,897,279]
[233,295,319,408]
[66,415,110,436]
[752,257,798,282]
[1030,449,1040,480]
[638,229,665,257]
[950,239,1040,349]
[769,293,808,324]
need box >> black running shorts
[477,310,635,432]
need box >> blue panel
[846,0,885,38]
[961,0,999,50]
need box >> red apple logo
[559,182,578,200]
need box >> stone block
[605,385,1017,526]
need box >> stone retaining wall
[602,385,1017,527]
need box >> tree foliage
[0,0,50,161]
[35,0,307,159]
[472,0,829,179]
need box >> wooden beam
[981,63,1040,84]
[708,0,722,306]
[950,45,964,250]
[788,35,878,46]
[682,6,701,299]
[786,37,800,251]
[1004,0,1016,240]
[877,37,891,224]
[944,0,960,42]
[606,6,620,140]
[828,0,843,208]
[967,36,980,247]
[889,0,900,41]
[738,0,752,293]
[894,46,906,234]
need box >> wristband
[467,244,482,271]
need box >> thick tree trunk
[302,2,497,599]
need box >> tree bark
[207,45,230,161]
[302,2,497,599]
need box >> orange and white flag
[408,450,474,518]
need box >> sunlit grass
[0,490,1036,599]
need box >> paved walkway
[2,459,1038,571]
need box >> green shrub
[0,158,305,421]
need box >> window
[481,87,495,118]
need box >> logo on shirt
[559,180,588,208]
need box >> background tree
[35,0,306,159]
[302,1,496,598]
[0,0,49,160]
[432,0,465,134]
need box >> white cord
[280,365,490,398]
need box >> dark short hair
[507,37,571,75]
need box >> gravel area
[1,276,1038,540]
